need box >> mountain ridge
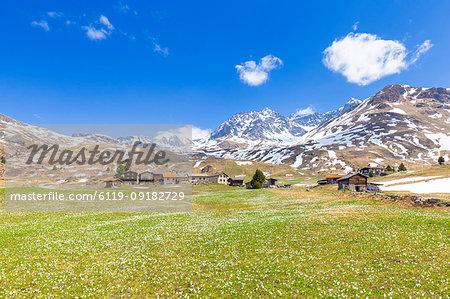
[209,98,361,142]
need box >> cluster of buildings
[105,171,190,188]
[317,165,388,192]
[105,170,280,189]
[192,172,279,188]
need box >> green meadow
[0,185,448,297]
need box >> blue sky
[1,0,449,137]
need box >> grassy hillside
[0,185,448,297]
[193,157,311,178]
[368,165,450,182]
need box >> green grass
[0,185,448,297]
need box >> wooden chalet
[139,171,154,184]
[336,173,368,192]
[162,173,177,184]
[262,178,278,188]
[191,173,210,184]
[208,172,229,184]
[122,171,138,185]
[245,178,278,189]
[228,177,244,186]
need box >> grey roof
[336,173,369,181]
[191,173,210,177]
[210,172,229,177]
[229,177,244,180]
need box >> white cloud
[294,106,315,116]
[155,125,211,141]
[153,42,169,56]
[235,55,283,86]
[323,33,433,85]
[352,21,359,31]
[83,26,108,40]
[99,15,114,30]
[31,20,50,31]
[410,39,433,64]
[47,11,63,18]
[83,15,114,41]
[192,126,211,140]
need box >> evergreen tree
[386,165,393,172]
[438,156,445,165]
[251,180,262,189]
[251,169,266,189]
[398,163,407,172]
[369,170,374,177]
[115,164,126,178]
[0,156,5,164]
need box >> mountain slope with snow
[288,98,361,130]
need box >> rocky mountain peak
[209,98,363,142]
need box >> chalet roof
[191,173,210,177]
[210,172,229,177]
[229,177,244,181]
[139,171,153,175]
[163,173,176,178]
[336,173,369,181]
[326,174,347,179]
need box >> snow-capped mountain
[209,99,361,143]
[210,107,306,142]
[195,85,450,171]
[289,98,361,130]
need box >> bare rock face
[201,165,214,173]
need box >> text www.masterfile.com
[8,191,186,201]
